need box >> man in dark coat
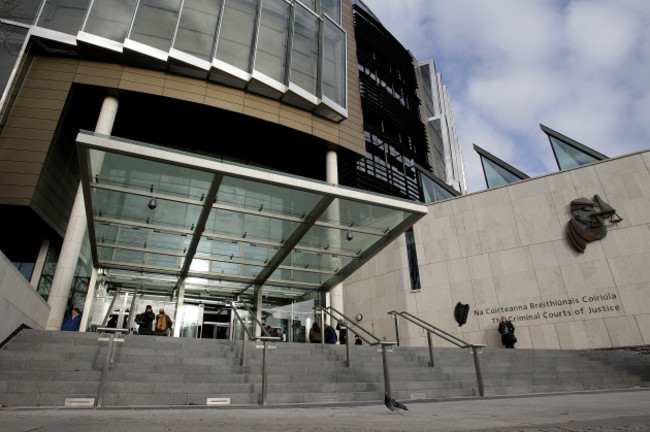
[61,308,81,331]
[498,316,516,348]
[138,305,155,335]
[324,324,337,344]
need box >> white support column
[173,281,185,337]
[30,239,50,289]
[78,267,99,332]
[253,284,263,337]
[46,95,119,330]
[326,149,344,329]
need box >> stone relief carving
[567,195,622,253]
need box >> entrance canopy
[76,131,427,305]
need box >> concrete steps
[1,329,648,407]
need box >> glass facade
[24,0,346,120]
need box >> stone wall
[0,251,50,343]
[343,150,650,350]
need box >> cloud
[361,0,650,192]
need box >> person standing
[336,320,347,345]
[154,308,172,336]
[498,316,516,348]
[324,323,337,344]
[138,305,155,335]
[309,322,321,343]
[61,308,81,331]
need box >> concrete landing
[1,389,649,431]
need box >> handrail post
[319,308,325,345]
[471,345,485,397]
[240,326,247,367]
[380,342,392,397]
[344,326,351,368]
[391,312,400,346]
[427,331,435,367]
[261,340,268,405]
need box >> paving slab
[1,389,650,432]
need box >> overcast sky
[361,0,650,193]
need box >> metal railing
[229,301,281,405]
[388,310,486,397]
[315,306,398,397]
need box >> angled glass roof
[474,144,529,189]
[76,131,427,305]
[540,124,608,171]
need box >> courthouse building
[1,1,648,351]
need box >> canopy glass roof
[76,131,427,306]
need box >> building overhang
[76,131,427,305]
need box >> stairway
[1,329,649,408]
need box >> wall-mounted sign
[567,195,622,253]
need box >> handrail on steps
[315,306,398,398]
[229,301,281,405]
[388,310,486,397]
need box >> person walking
[154,308,172,336]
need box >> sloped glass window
[173,0,222,61]
[420,173,456,203]
[321,16,345,107]
[254,0,291,83]
[290,3,319,95]
[129,0,182,52]
[82,0,137,42]
[215,0,257,72]
[320,0,341,24]
[36,0,91,34]
[550,136,602,170]
[480,156,524,188]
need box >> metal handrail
[316,306,398,397]
[388,310,486,397]
[229,301,280,405]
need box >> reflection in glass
[37,0,91,34]
[215,0,257,72]
[254,0,290,83]
[0,0,43,24]
[320,0,341,24]
[82,0,137,42]
[290,4,319,95]
[322,16,345,107]
[129,0,182,52]
[0,25,27,93]
[173,0,222,61]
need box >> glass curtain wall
[321,15,345,107]
[172,0,222,61]
[254,0,291,83]
[81,0,138,42]
[289,3,319,96]
[215,0,257,72]
[128,0,182,52]
[36,0,91,34]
